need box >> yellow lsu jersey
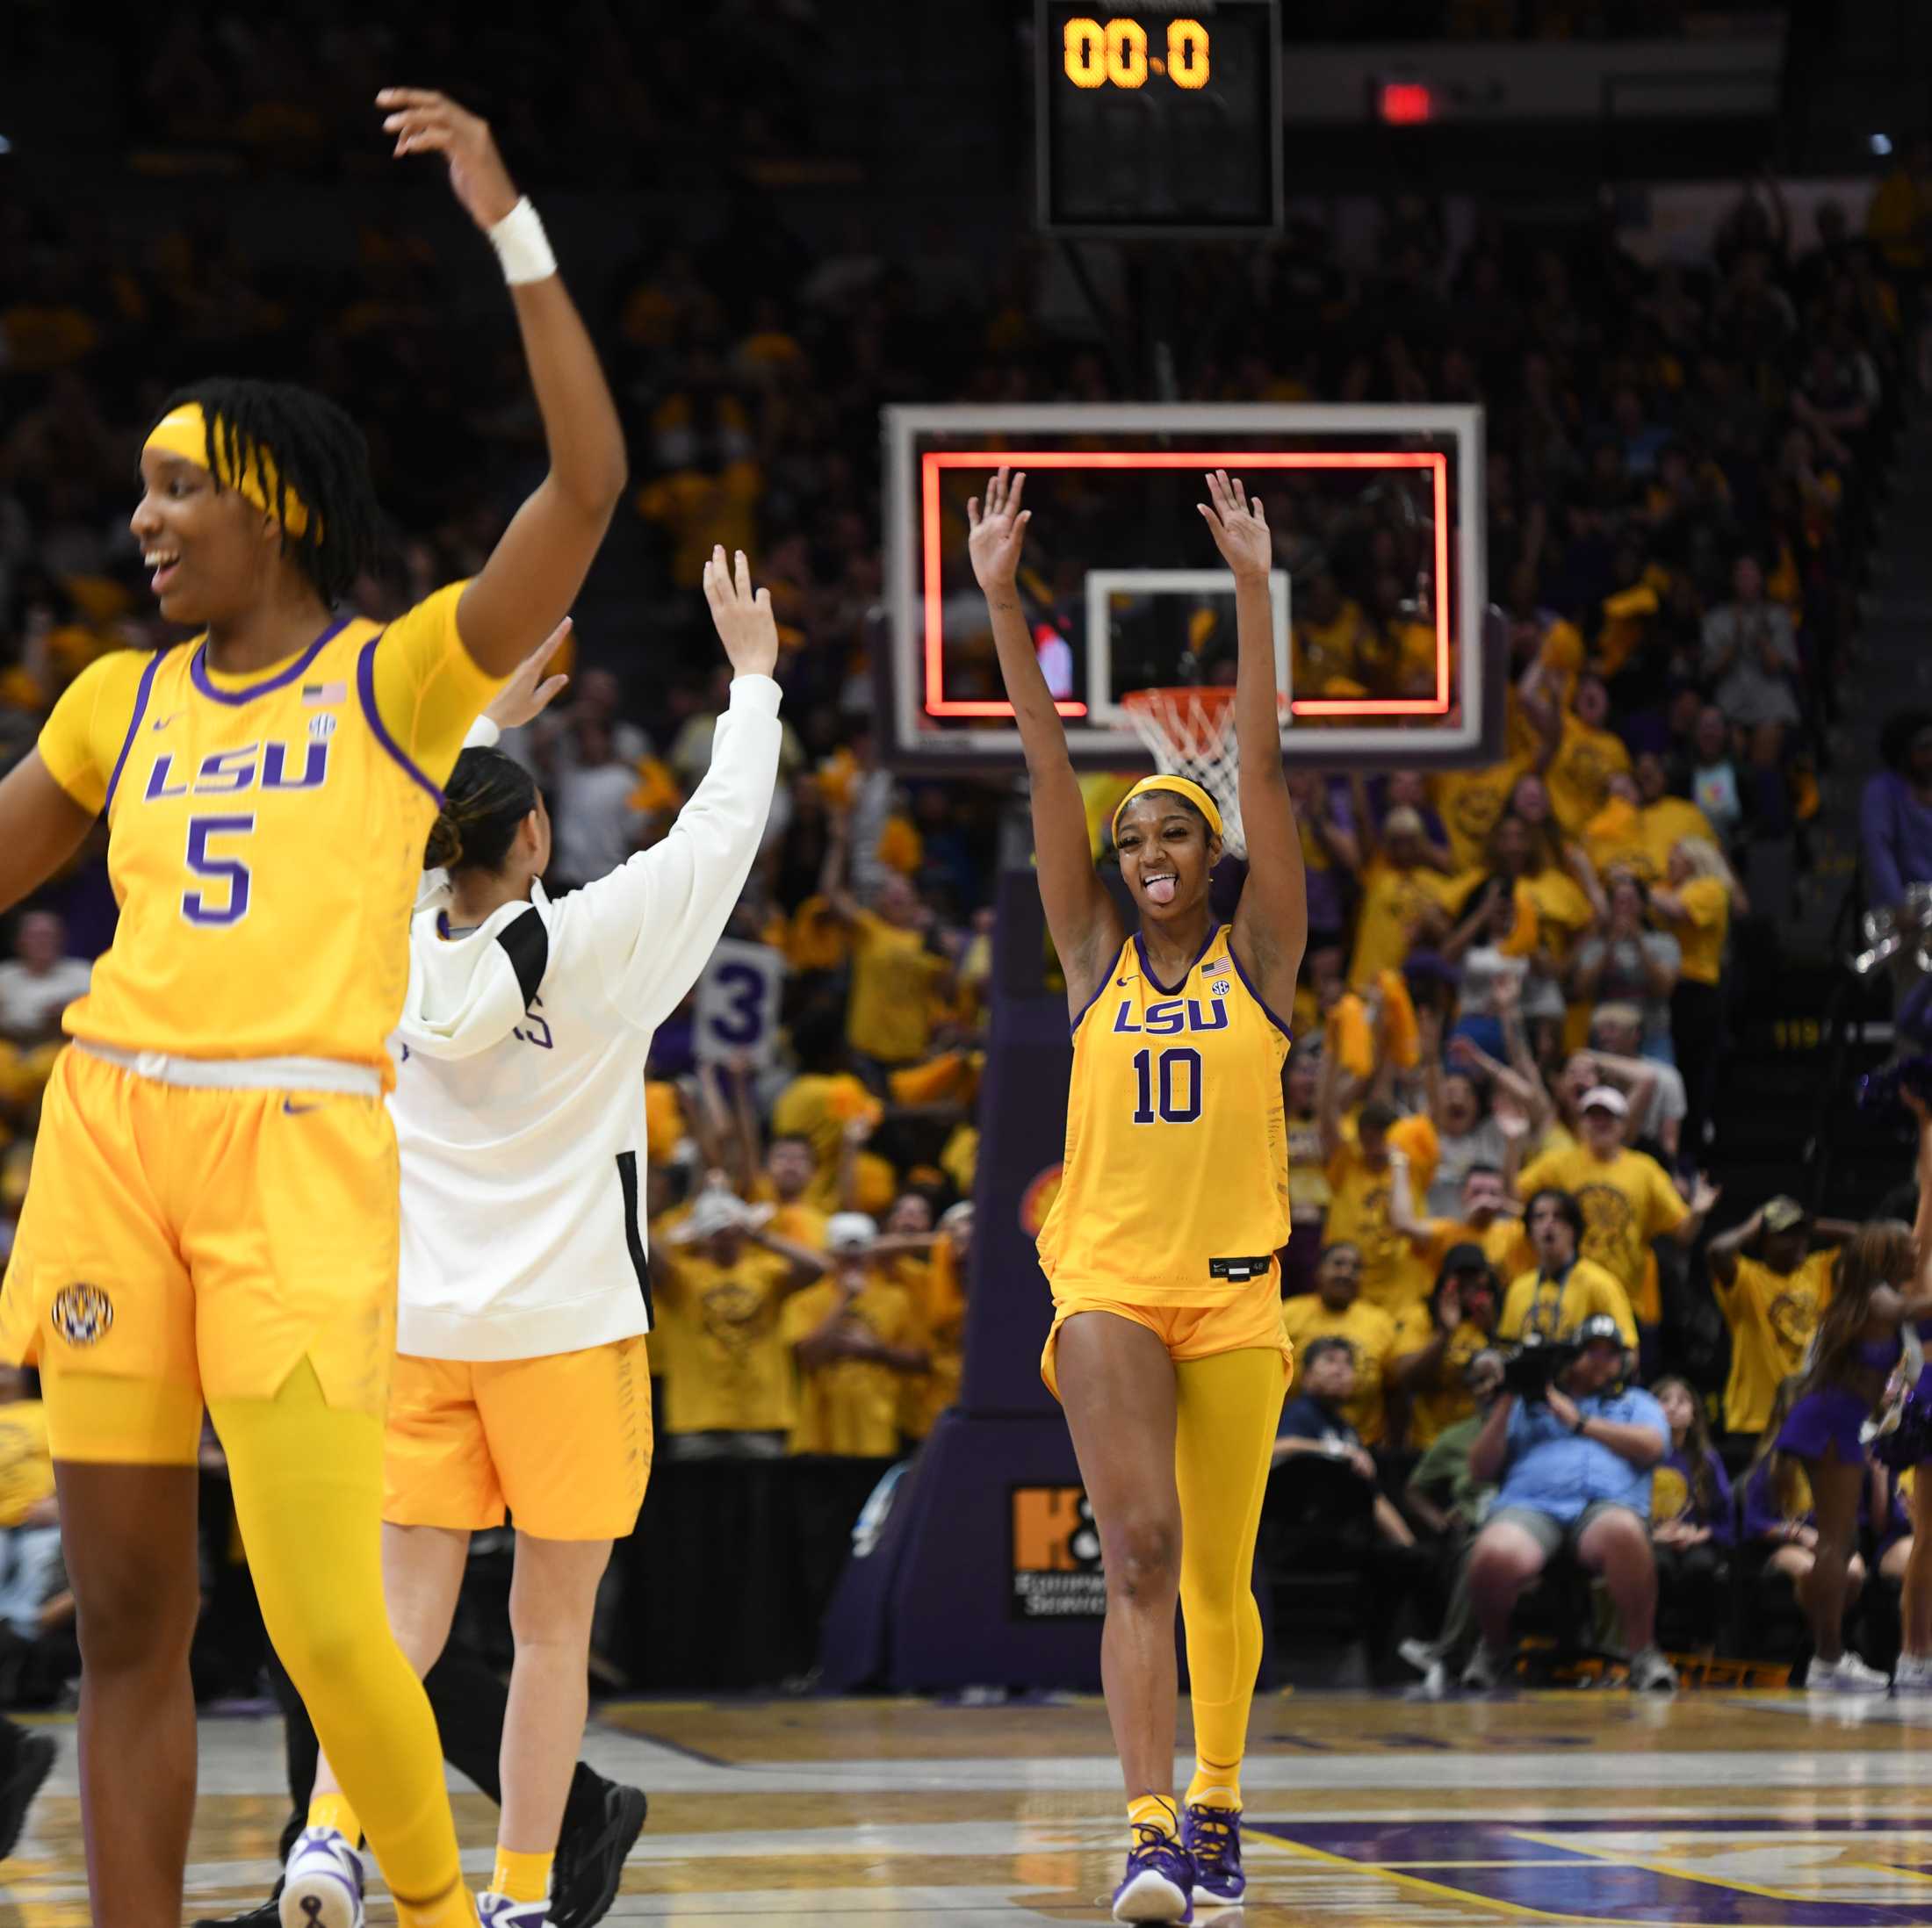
[37,584,496,1083]
[1035,924,1291,1305]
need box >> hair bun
[424,816,463,871]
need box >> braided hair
[425,748,539,876]
[154,378,379,607]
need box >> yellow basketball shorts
[383,1334,652,1541]
[0,1045,400,1465]
[1040,1268,1293,1402]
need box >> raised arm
[1706,1205,1763,1289]
[1669,1172,1722,1248]
[1316,1038,1346,1167]
[575,550,782,1027]
[1200,472,1308,1009]
[817,808,860,925]
[1516,660,1562,774]
[723,1055,762,1194]
[378,90,627,675]
[968,469,1121,1015]
[746,1224,833,1294]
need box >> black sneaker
[551,1773,647,1928]
[191,1897,282,1928]
[0,1730,54,1860]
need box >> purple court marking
[1247,1819,1932,1926]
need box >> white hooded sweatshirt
[389,673,782,1361]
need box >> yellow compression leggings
[1173,1347,1287,1802]
[211,1361,470,1924]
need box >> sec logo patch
[51,1283,113,1348]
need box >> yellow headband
[1111,775,1224,845]
[142,403,312,539]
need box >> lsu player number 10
[0,84,627,1928]
[970,467,1308,1925]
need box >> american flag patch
[301,681,346,706]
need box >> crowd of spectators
[4,44,1930,1692]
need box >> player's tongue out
[1144,873,1178,905]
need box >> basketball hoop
[1120,687,1288,860]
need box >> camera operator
[1460,1314,1677,1692]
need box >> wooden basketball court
[4,1689,1932,1924]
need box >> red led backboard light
[1379,82,1434,126]
[919,450,1453,720]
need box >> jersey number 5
[183,813,255,927]
[1131,1047,1201,1125]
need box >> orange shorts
[0,1046,399,1465]
[1040,1270,1293,1402]
[383,1334,652,1541]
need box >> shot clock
[1035,0,1282,236]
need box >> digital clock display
[1037,1,1280,235]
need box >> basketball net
[1120,687,1287,860]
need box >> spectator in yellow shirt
[1649,836,1738,1162]
[1346,807,1477,989]
[1293,568,1375,693]
[748,1133,833,1250]
[1392,1245,1504,1448]
[769,1029,885,1210]
[1706,1196,1855,1440]
[820,809,953,1088]
[1515,1089,1717,1347]
[1633,752,1716,883]
[1524,664,1633,838]
[1497,1189,1639,1349]
[1391,1158,1535,1285]
[656,1189,822,1459]
[1316,1048,1435,1315]
[1280,1243,1401,1447]
[1433,756,1529,874]
[781,1213,929,1458]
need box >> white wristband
[463,714,501,752]
[487,198,557,286]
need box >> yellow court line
[1844,1857,1932,1884]
[1510,1830,1898,1905]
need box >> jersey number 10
[1131,1047,1201,1125]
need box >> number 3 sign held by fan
[694,938,785,1068]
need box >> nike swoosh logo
[150,712,183,732]
[281,1099,322,1116]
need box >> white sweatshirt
[389,673,783,1361]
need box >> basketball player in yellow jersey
[970,470,1307,1924]
[0,92,625,1928]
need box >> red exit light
[1379,81,1434,125]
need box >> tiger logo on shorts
[51,1283,114,1348]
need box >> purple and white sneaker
[478,1896,549,1925]
[1181,1802,1244,1906]
[278,1827,364,1928]
[1112,1823,1194,1924]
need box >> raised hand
[1690,1172,1722,1215]
[967,468,1030,594]
[1198,470,1272,580]
[702,545,781,678]
[378,89,520,230]
[483,618,573,730]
